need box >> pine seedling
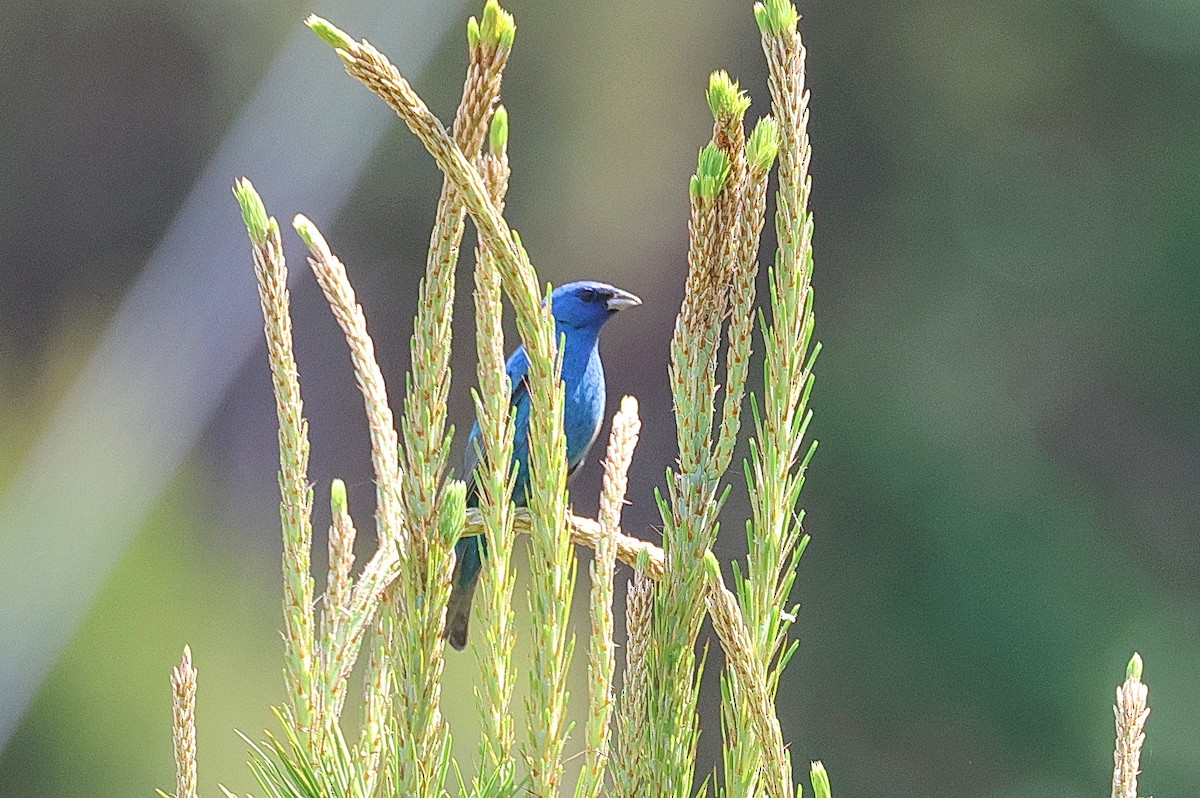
[401,0,514,558]
[716,116,785,798]
[750,0,817,689]
[517,267,575,798]
[170,5,842,798]
[708,71,751,341]
[293,212,406,783]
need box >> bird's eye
[580,288,596,302]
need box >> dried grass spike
[170,646,199,798]
[1111,652,1149,798]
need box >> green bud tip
[439,480,468,543]
[753,0,799,36]
[473,1,516,51]
[702,549,723,584]
[810,761,831,798]
[306,15,355,51]
[330,478,347,515]
[747,116,781,173]
[1126,652,1143,681]
[489,105,509,155]
[233,178,269,244]
[689,142,731,201]
[634,547,651,573]
[707,70,751,123]
[292,214,328,256]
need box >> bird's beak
[605,288,642,311]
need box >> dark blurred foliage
[1,0,1199,795]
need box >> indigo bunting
[446,280,641,650]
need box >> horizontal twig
[462,508,665,581]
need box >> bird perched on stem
[446,280,641,650]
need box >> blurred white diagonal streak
[0,0,468,751]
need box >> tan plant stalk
[291,215,411,780]
[292,214,460,792]
[324,479,356,653]
[170,646,199,798]
[649,135,738,796]
[711,116,778,475]
[317,478,355,732]
[357,614,392,795]
[236,179,317,736]
[322,533,401,724]
[708,568,791,798]
[613,568,654,798]
[716,120,780,798]
[294,216,405,554]
[472,106,519,781]
[379,7,514,792]
[397,0,510,598]
[579,396,642,798]
[305,17,546,348]
[1112,653,1149,798]
[717,4,821,795]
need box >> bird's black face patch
[550,281,637,329]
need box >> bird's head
[549,281,641,331]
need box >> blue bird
[446,280,641,650]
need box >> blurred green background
[2,0,1199,795]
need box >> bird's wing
[463,345,532,498]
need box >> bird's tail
[445,535,486,651]
[445,576,479,651]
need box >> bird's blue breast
[470,324,607,510]
[562,343,605,468]
[510,327,604,505]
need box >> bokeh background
[2,0,1199,795]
